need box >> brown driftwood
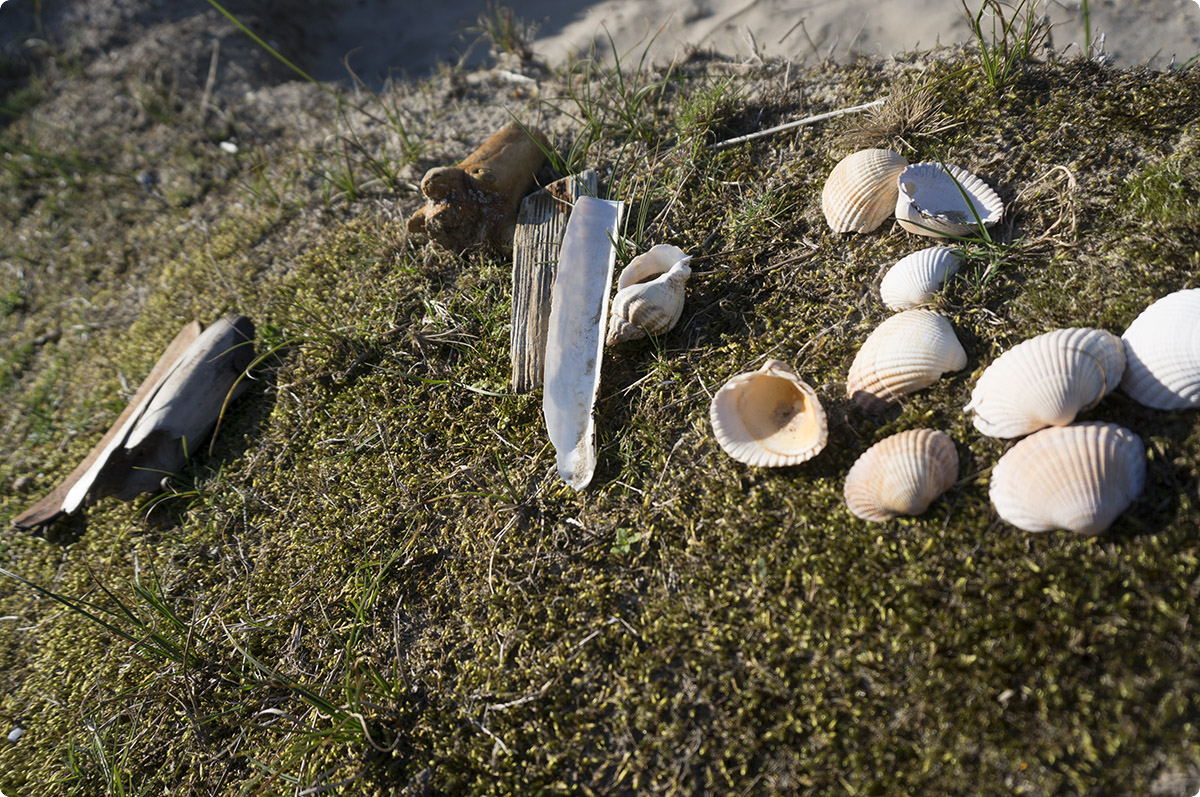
[406,122,550,252]
[509,169,598,393]
[12,315,255,528]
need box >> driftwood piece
[406,122,550,252]
[13,315,255,528]
[510,169,598,393]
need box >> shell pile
[710,360,828,467]
[606,244,692,346]
[822,149,909,233]
[895,163,1004,238]
[846,310,967,411]
[1119,287,1200,410]
[879,246,962,311]
[843,429,958,522]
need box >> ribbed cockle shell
[846,310,968,411]
[822,149,909,233]
[879,246,962,310]
[989,422,1145,535]
[710,359,828,467]
[1119,288,1200,410]
[844,429,959,522]
[965,327,1126,438]
[895,163,1003,238]
[605,252,692,345]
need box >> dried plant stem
[709,99,885,150]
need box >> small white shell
[965,327,1126,439]
[711,359,828,467]
[606,257,691,345]
[1119,288,1200,410]
[989,422,1145,535]
[844,429,959,522]
[822,149,909,233]
[879,246,962,310]
[846,310,968,411]
[895,163,1004,238]
[617,244,690,290]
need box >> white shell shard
[989,422,1146,535]
[616,244,690,291]
[844,429,959,522]
[606,256,691,345]
[879,246,962,310]
[822,149,909,233]
[710,359,828,467]
[846,310,968,411]
[542,195,625,490]
[965,327,1126,439]
[1119,288,1200,410]
[895,162,1004,238]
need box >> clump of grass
[836,82,958,153]
[471,2,537,62]
[960,0,1050,91]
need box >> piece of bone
[407,122,550,252]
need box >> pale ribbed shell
[895,163,1004,238]
[844,429,959,522]
[1119,288,1200,410]
[879,246,962,310]
[616,244,690,291]
[710,360,828,467]
[846,310,968,411]
[965,327,1126,439]
[989,422,1145,535]
[822,149,909,233]
[606,258,691,345]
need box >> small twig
[198,38,220,121]
[710,99,885,150]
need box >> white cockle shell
[846,310,968,411]
[989,422,1145,535]
[879,246,962,310]
[1119,288,1200,410]
[822,149,909,233]
[895,162,1004,238]
[710,359,828,467]
[606,252,692,345]
[965,327,1126,439]
[844,428,959,522]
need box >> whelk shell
[879,246,962,310]
[989,422,1145,535]
[1119,288,1200,410]
[964,327,1126,439]
[606,246,692,345]
[710,360,828,467]
[822,149,909,233]
[895,162,1003,238]
[616,244,689,290]
[844,429,959,522]
[846,310,968,411]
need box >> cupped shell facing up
[965,327,1126,439]
[822,149,909,233]
[846,310,968,411]
[989,422,1145,535]
[895,163,1003,238]
[711,360,828,467]
[844,429,959,522]
[1119,288,1200,410]
[879,246,962,311]
[606,250,692,346]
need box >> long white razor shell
[542,195,624,490]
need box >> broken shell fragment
[989,422,1145,535]
[965,327,1126,439]
[606,250,692,346]
[1119,288,1200,410]
[879,246,962,311]
[846,310,968,411]
[895,162,1003,238]
[822,149,909,233]
[710,360,828,467]
[844,429,959,522]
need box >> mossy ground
[1,35,1199,795]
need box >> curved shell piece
[822,149,909,233]
[710,360,828,467]
[895,162,1004,238]
[879,246,962,310]
[1119,288,1200,410]
[846,310,968,411]
[989,422,1145,535]
[616,244,690,291]
[606,258,692,345]
[844,429,959,522]
[965,327,1126,439]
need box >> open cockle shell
[844,429,959,522]
[1120,288,1200,410]
[606,248,692,345]
[879,246,962,310]
[989,422,1146,535]
[846,310,968,411]
[895,162,1004,238]
[965,327,1126,439]
[822,149,909,233]
[710,359,828,467]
